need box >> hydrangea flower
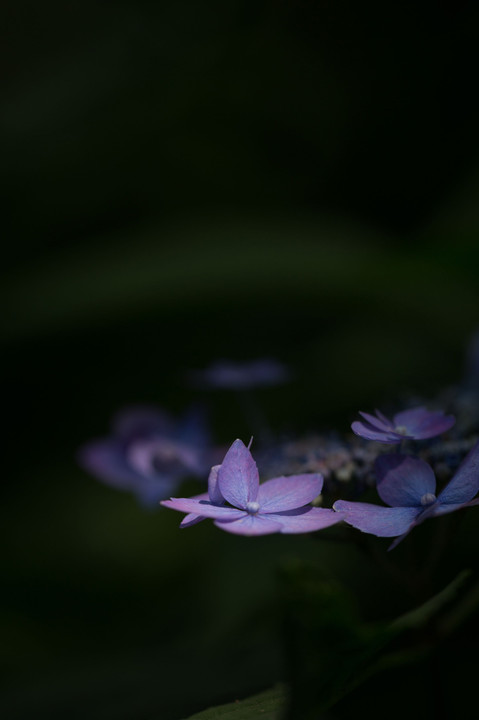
[79,405,214,507]
[162,438,343,536]
[334,440,479,549]
[351,406,455,444]
[190,358,290,390]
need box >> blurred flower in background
[351,406,456,443]
[189,358,291,390]
[78,405,215,507]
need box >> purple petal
[392,406,428,426]
[351,421,402,444]
[179,492,210,528]
[393,407,455,439]
[389,493,479,548]
[78,439,146,489]
[375,454,436,507]
[437,440,479,505]
[268,506,343,534]
[161,498,245,520]
[333,500,421,537]
[214,513,282,535]
[112,406,173,442]
[207,464,224,504]
[358,411,393,432]
[256,473,323,513]
[375,409,392,425]
[127,437,203,477]
[217,439,259,509]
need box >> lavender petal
[217,439,259,509]
[179,492,210,527]
[268,506,343,534]
[393,407,455,439]
[214,513,283,535]
[207,465,224,504]
[333,500,421,537]
[358,411,393,432]
[257,473,323,512]
[161,498,245,520]
[351,421,402,443]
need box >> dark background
[2,2,479,718]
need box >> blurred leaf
[392,569,471,631]
[182,685,286,720]
[2,213,478,342]
[279,562,475,719]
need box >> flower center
[394,425,409,436]
[246,501,260,514]
[420,492,437,506]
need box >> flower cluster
[79,346,479,551]
[160,403,478,547]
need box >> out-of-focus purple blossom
[79,406,215,507]
[334,440,479,549]
[190,358,290,390]
[162,439,343,536]
[351,406,455,444]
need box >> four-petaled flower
[79,405,214,507]
[334,440,479,549]
[162,439,343,535]
[351,406,455,444]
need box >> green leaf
[182,685,287,720]
[279,562,475,720]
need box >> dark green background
[2,2,479,718]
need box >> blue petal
[375,454,436,507]
[437,441,479,505]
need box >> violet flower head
[351,406,455,444]
[334,440,479,549]
[191,358,290,390]
[162,438,343,536]
[79,405,213,507]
